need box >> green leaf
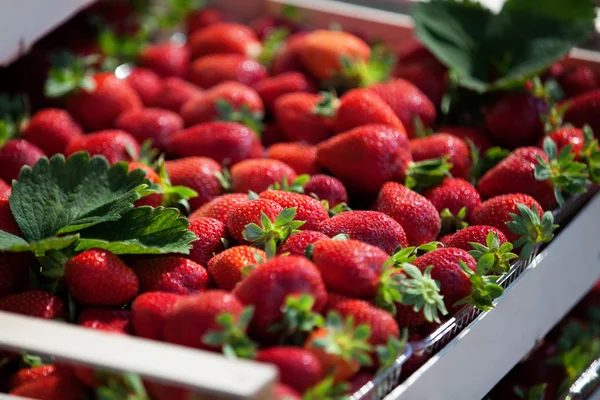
[0,232,80,256]
[0,230,30,249]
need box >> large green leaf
[0,231,79,256]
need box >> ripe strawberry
[395,37,440,66]
[485,92,548,148]
[22,109,83,156]
[131,291,181,341]
[233,255,327,340]
[410,133,472,180]
[562,89,600,136]
[231,159,298,194]
[189,193,251,223]
[65,130,140,164]
[303,175,348,207]
[131,256,209,295]
[441,225,508,251]
[279,231,328,256]
[0,195,21,235]
[318,211,408,254]
[180,81,264,128]
[187,217,229,266]
[64,249,139,307]
[256,347,323,393]
[254,72,316,110]
[274,92,334,144]
[115,108,184,152]
[0,139,45,182]
[78,308,132,333]
[152,77,203,112]
[10,365,57,389]
[267,142,321,175]
[349,372,374,395]
[439,125,494,153]
[274,383,302,400]
[369,79,437,138]
[537,127,585,156]
[272,32,309,76]
[227,198,284,243]
[189,54,268,89]
[558,65,599,97]
[125,67,162,106]
[423,178,481,229]
[0,252,31,296]
[139,42,190,78]
[127,162,162,208]
[0,178,10,196]
[395,62,447,107]
[165,157,223,211]
[189,23,262,59]
[260,190,329,231]
[10,374,86,400]
[168,122,264,165]
[186,8,223,35]
[208,246,266,291]
[0,290,65,319]
[375,182,441,245]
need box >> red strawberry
[127,162,162,208]
[78,308,132,333]
[208,245,266,291]
[256,347,323,393]
[562,89,600,136]
[189,193,251,223]
[131,291,181,341]
[10,365,57,389]
[441,225,508,251]
[303,175,348,207]
[395,63,447,107]
[227,198,284,243]
[537,127,585,156]
[0,139,45,182]
[369,79,437,138]
[0,195,21,236]
[274,383,302,400]
[375,182,441,245]
[279,231,328,256]
[349,372,374,395]
[186,8,223,35]
[152,77,203,112]
[64,249,139,307]
[272,32,309,75]
[189,54,268,89]
[116,108,184,152]
[22,109,83,156]
[0,290,65,319]
[485,92,547,147]
[139,42,190,78]
[65,130,139,164]
[131,256,209,295]
[439,125,494,153]
[254,72,316,110]
[395,37,440,66]
[267,142,321,175]
[164,157,223,210]
[233,255,327,340]
[274,92,334,144]
[125,67,162,106]
[0,178,10,196]
[558,65,599,97]
[187,217,229,266]
[318,211,408,254]
[10,374,85,400]
[66,72,142,131]
[168,122,264,165]
[410,133,472,180]
[189,23,262,59]
[260,190,329,231]
[231,159,298,194]
[0,252,31,296]
[423,178,481,228]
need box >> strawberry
[562,89,600,136]
[231,159,298,194]
[189,54,268,89]
[274,384,302,400]
[78,308,132,333]
[441,225,508,252]
[152,77,203,112]
[115,108,184,152]
[138,42,190,78]
[375,182,441,245]
[423,178,481,231]
[410,133,472,180]
[254,72,316,110]
[318,211,408,254]
[64,249,139,307]
[537,127,584,156]
[279,231,328,256]
[131,291,181,341]
[274,92,334,144]
[127,162,162,208]
[0,139,45,182]
[0,290,65,319]
[485,92,548,148]
[189,23,262,59]
[0,195,21,236]
[187,217,229,266]
[207,246,266,291]
[10,365,57,389]
[0,252,31,296]
[165,157,223,211]
[267,142,321,175]
[439,125,494,153]
[233,255,327,340]
[65,130,140,164]
[272,32,309,76]
[259,190,329,231]
[349,372,374,395]
[189,193,251,223]
[557,65,599,97]
[186,8,223,35]
[303,175,348,207]
[0,178,10,196]
[394,62,447,107]
[131,256,209,295]
[395,37,440,67]
[168,122,264,165]
[10,374,86,400]
[125,67,163,106]
[369,79,437,138]
[22,108,83,155]
[256,347,323,394]
[180,81,264,129]
[227,198,284,244]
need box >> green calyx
[506,203,558,260]
[214,99,264,135]
[214,167,232,192]
[313,91,339,117]
[97,28,149,72]
[257,27,290,68]
[540,101,569,133]
[405,156,453,192]
[514,384,547,400]
[337,44,397,88]
[268,174,310,193]
[311,311,372,367]
[581,125,600,184]
[440,207,469,235]
[308,193,352,217]
[202,306,257,359]
[242,207,305,258]
[269,294,325,346]
[96,372,150,400]
[468,231,518,274]
[534,136,590,206]
[155,157,198,212]
[303,376,349,400]
[45,51,99,98]
[0,92,29,145]
[455,260,504,311]
[468,140,510,183]
[375,330,408,373]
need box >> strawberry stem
[581,125,600,184]
[313,91,339,117]
[215,99,264,135]
[45,52,99,98]
[202,306,257,359]
[375,329,408,372]
[506,203,558,260]
[405,156,453,192]
[303,376,350,400]
[268,174,310,193]
[468,231,518,274]
[257,27,289,68]
[440,206,469,235]
[268,294,325,346]
[242,208,305,258]
[454,260,504,311]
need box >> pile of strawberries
[0,1,599,399]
